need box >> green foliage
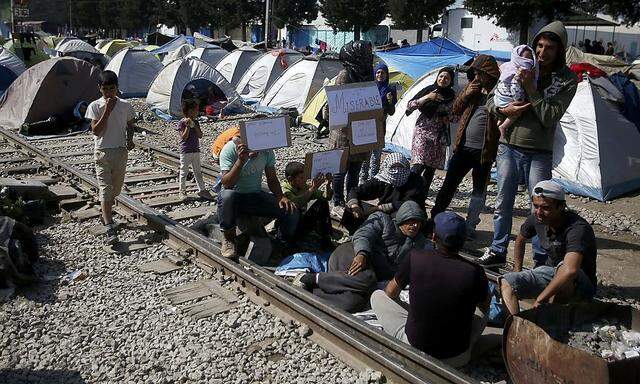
[272,0,318,29]
[581,0,640,26]
[319,0,387,33]
[388,0,453,30]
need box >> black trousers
[314,242,376,313]
[431,146,491,221]
[297,199,332,241]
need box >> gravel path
[0,214,370,384]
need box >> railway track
[0,128,501,384]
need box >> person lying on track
[218,134,298,258]
[500,180,597,315]
[371,211,489,367]
[86,70,135,246]
[293,201,426,313]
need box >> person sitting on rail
[341,153,425,234]
[218,134,298,258]
[85,70,135,246]
[281,162,334,251]
[370,211,489,367]
[176,99,213,201]
[500,180,597,315]
[293,201,426,313]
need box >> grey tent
[162,43,195,66]
[0,47,26,94]
[215,46,262,87]
[236,49,303,100]
[186,47,228,68]
[104,48,163,98]
[55,38,108,67]
[0,57,100,129]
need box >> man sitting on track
[500,180,597,315]
[370,211,489,367]
[218,134,298,258]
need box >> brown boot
[220,229,237,258]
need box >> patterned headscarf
[375,153,411,187]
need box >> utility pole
[69,0,73,35]
[10,0,15,39]
[264,0,270,48]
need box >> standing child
[86,70,135,245]
[177,99,213,200]
[281,162,334,250]
[493,45,539,137]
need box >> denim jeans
[491,144,552,264]
[332,160,363,205]
[217,189,299,241]
[431,147,490,230]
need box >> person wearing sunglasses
[500,180,597,315]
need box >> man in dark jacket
[293,201,427,312]
[431,55,500,238]
[480,21,578,267]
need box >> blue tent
[377,38,510,79]
[151,35,190,55]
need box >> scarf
[374,62,397,109]
[375,152,411,187]
[407,67,456,118]
[339,41,374,83]
[499,44,539,83]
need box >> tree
[581,0,640,26]
[388,0,454,43]
[319,0,387,41]
[161,0,213,35]
[120,0,163,35]
[272,0,318,29]
[463,0,574,44]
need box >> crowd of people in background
[86,20,598,366]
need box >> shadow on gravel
[13,258,68,304]
[597,284,640,303]
[594,236,640,251]
[0,369,86,383]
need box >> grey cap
[533,180,565,201]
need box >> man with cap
[480,21,579,268]
[500,180,597,315]
[294,200,427,313]
[431,54,501,238]
[370,211,489,367]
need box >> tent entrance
[182,78,228,116]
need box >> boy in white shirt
[85,70,135,245]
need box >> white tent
[105,48,163,98]
[385,67,467,158]
[146,57,241,119]
[215,46,262,87]
[0,47,26,94]
[185,47,227,68]
[553,76,640,201]
[260,56,344,112]
[162,43,194,65]
[55,39,100,56]
[236,49,303,100]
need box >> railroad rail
[0,128,496,384]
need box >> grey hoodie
[487,21,578,152]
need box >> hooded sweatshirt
[487,21,578,152]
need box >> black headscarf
[407,67,456,118]
[339,40,374,83]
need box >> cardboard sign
[304,149,348,179]
[348,110,385,154]
[239,116,291,151]
[325,81,383,129]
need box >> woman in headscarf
[324,40,374,209]
[342,152,425,234]
[360,62,398,184]
[406,67,456,195]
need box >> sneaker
[104,224,118,246]
[220,237,236,259]
[476,248,506,267]
[198,190,214,200]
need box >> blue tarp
[377,38,511,79]
[151,35,189,55]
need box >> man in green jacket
[478,21,578,267]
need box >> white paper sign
[325,82,383,128]
[351,119,378,146]
[311,150,344,178]
[243,116,290,151]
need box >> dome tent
[236,49,303,100]
[0,57,100,129]
[104,48,163,98]
[260,56,343,113]
[185,46,228,68]
[162,43,194,65]
[55,38,108,67]
[0,47,26,94]
[99,39,133,58]
[146,57,241,119]
[215,46,262,87]
[3,38,49,67]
